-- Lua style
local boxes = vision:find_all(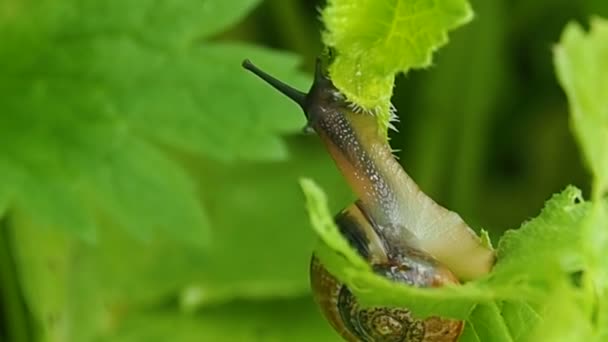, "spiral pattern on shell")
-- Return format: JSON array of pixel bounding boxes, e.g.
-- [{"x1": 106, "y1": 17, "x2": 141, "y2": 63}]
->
[{"x1": 311, "y1": 257, "x2": 463, "y2": 342}]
